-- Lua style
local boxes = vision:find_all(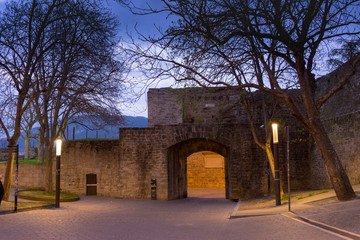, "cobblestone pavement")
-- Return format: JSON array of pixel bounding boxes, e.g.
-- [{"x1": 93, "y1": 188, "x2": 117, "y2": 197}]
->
[{"x1": 0, "y1": 196, "x2": 345, "y2": 240}]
